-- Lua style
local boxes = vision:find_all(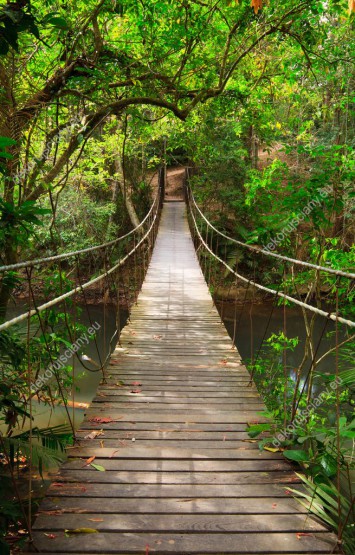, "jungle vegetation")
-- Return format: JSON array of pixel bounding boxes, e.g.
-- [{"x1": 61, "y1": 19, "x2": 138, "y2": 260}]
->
[{"x1": 0, "y1": 0, "x2": 354, "y2": 552}]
